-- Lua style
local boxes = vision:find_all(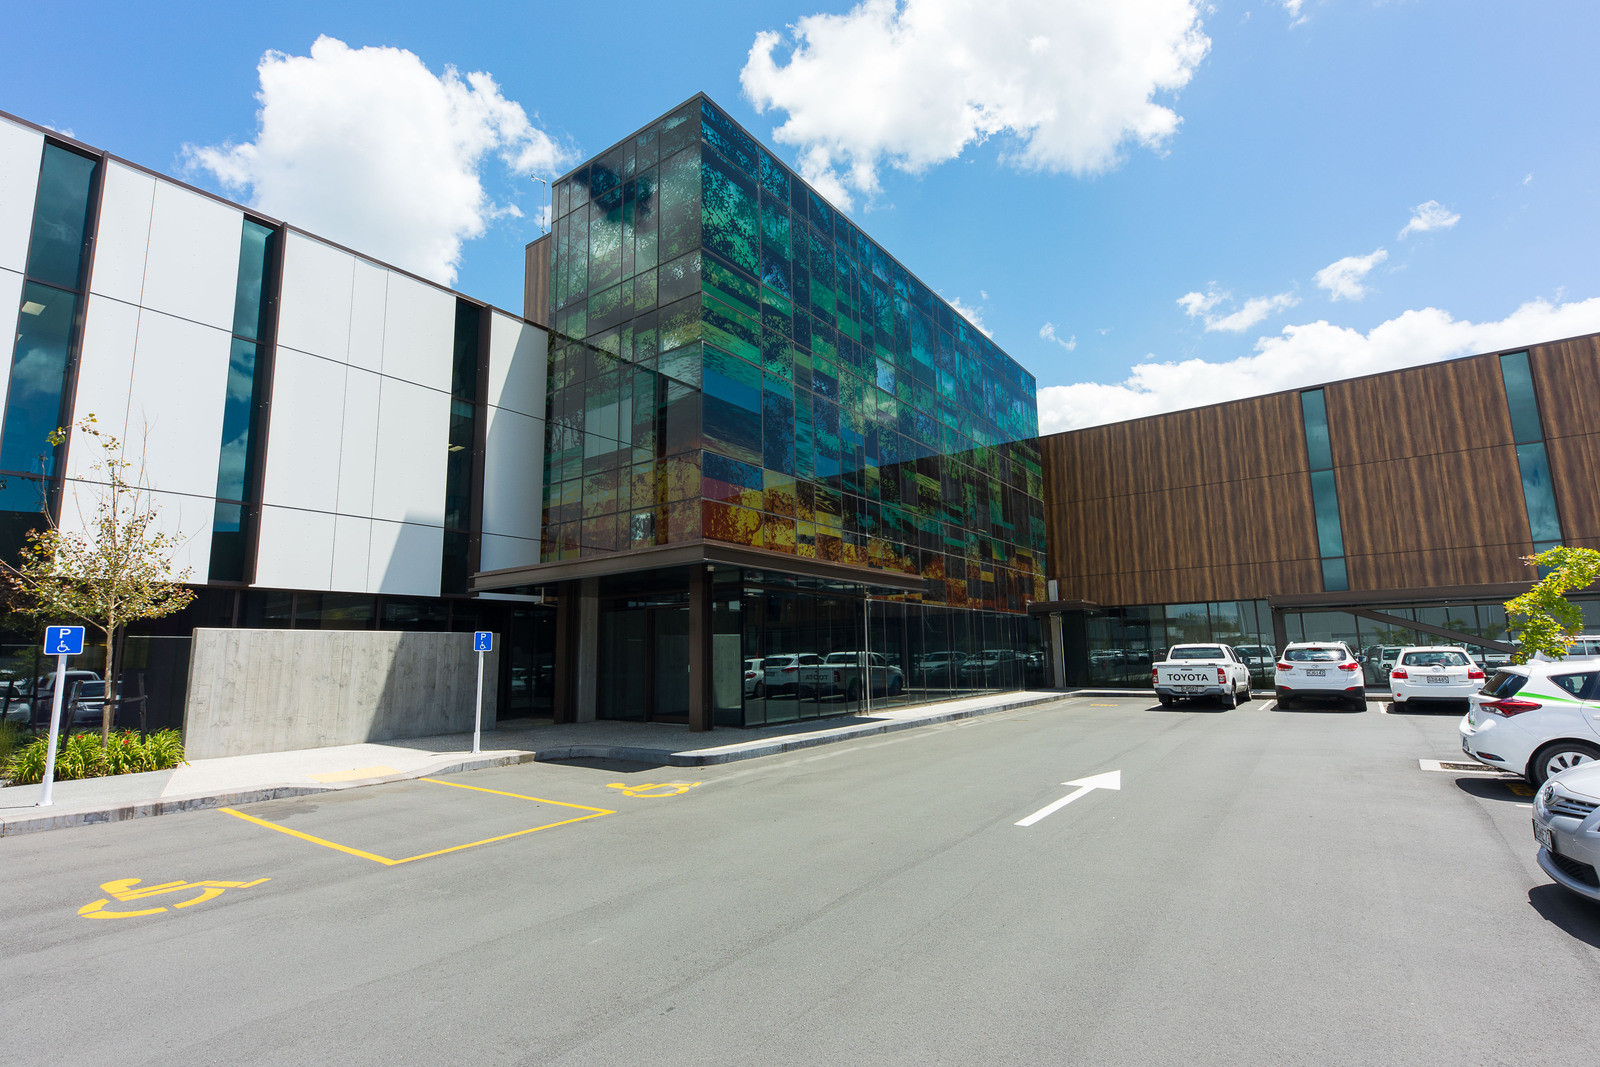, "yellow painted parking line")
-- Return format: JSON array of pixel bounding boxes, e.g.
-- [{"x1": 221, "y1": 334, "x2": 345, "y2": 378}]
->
[
  {"x1": 219, "y1": 778, "x2": 615, "y2": 866},
  {"x1": 79, "y1": 876, "x2": 270, "y2": 918},
  {"x1": 308, "y1": 765, "x2": 399, "y2": 783},
  {"x1": 605, "y1": 781, "x2": 702, "y2": 798}
]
